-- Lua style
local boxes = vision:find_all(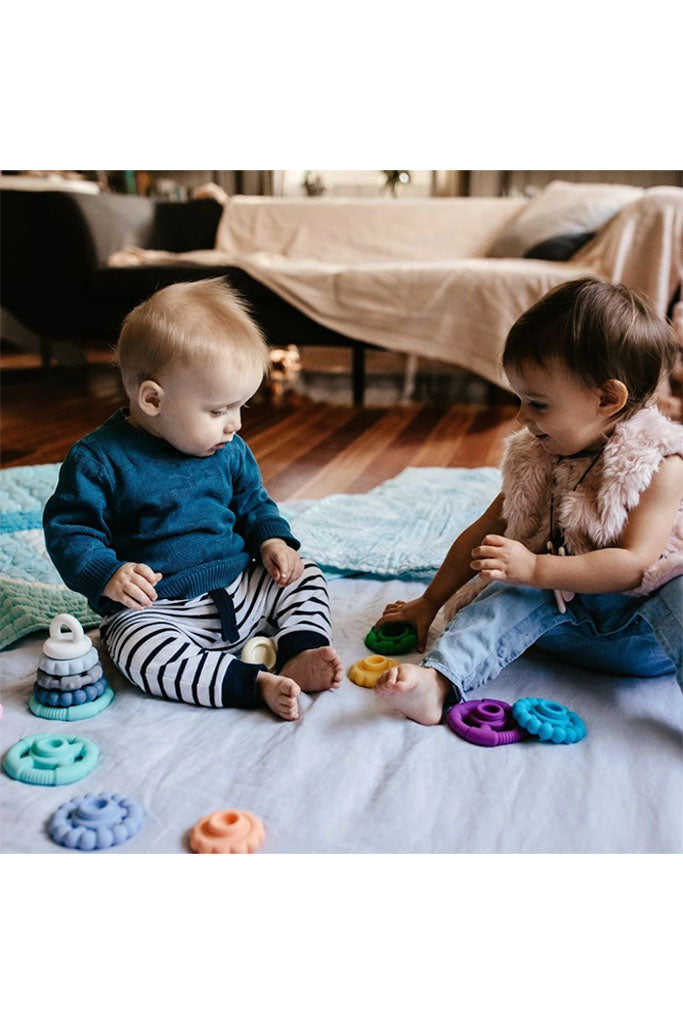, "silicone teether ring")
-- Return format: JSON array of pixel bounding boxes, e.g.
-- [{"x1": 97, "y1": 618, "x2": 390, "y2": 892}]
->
[
  {"x1": 512, "y1": 697, "x2": 586, "y2": 744},
  {"x1": 34, "y1": 675, "x2": 107, "y2": 707},
  {"x1": 348, "y1": 655, "x2": 398, "y2": 688},
  {"x1": 49, "y1": 792, "x2": 144, "y2": 850},
  {"x1": 446, "y1": 699, "x2": 527, "y2": 747},
  {"x1": 36, "y1": 663, "x2": 104, "y2": 691},
  {"x1": 3, "y1": 733, "x2": 99, "y2": 785},
  {"x1": 39, "y1": 645, "x2": 99, "y2": 678},
  {"x1": 365, "y1": 621, "x2": 418, "y2": 655},
  {"x1": 241, "y1": 636, "x2": 277, "y2": 670},
  {"x1": 190, "y1": 809, "x2": 265, "y2": 854},
  {"x1": 42, "y1": 613, "x2": 92, "y2": 660},
  {"x1": 29, "y1": 686, "x2": 115, "y2": 722}
]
